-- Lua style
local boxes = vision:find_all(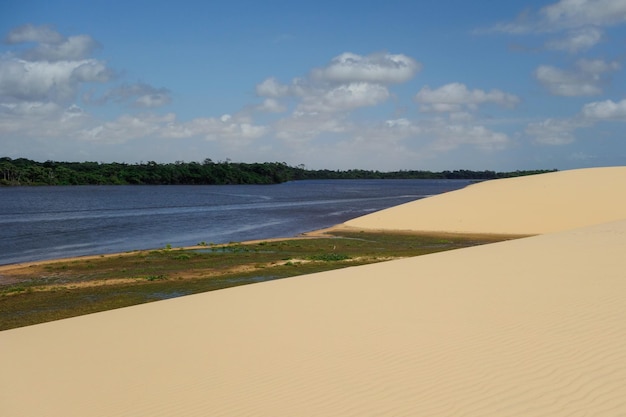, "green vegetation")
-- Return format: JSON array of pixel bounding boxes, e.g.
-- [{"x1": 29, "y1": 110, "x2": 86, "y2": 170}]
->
[
  {"x1": 0, "y1": 156, "x2": 556, "y2": 186},
  {"x1": 0, "y1": 231, "x2": 516, "y2": 330}
]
